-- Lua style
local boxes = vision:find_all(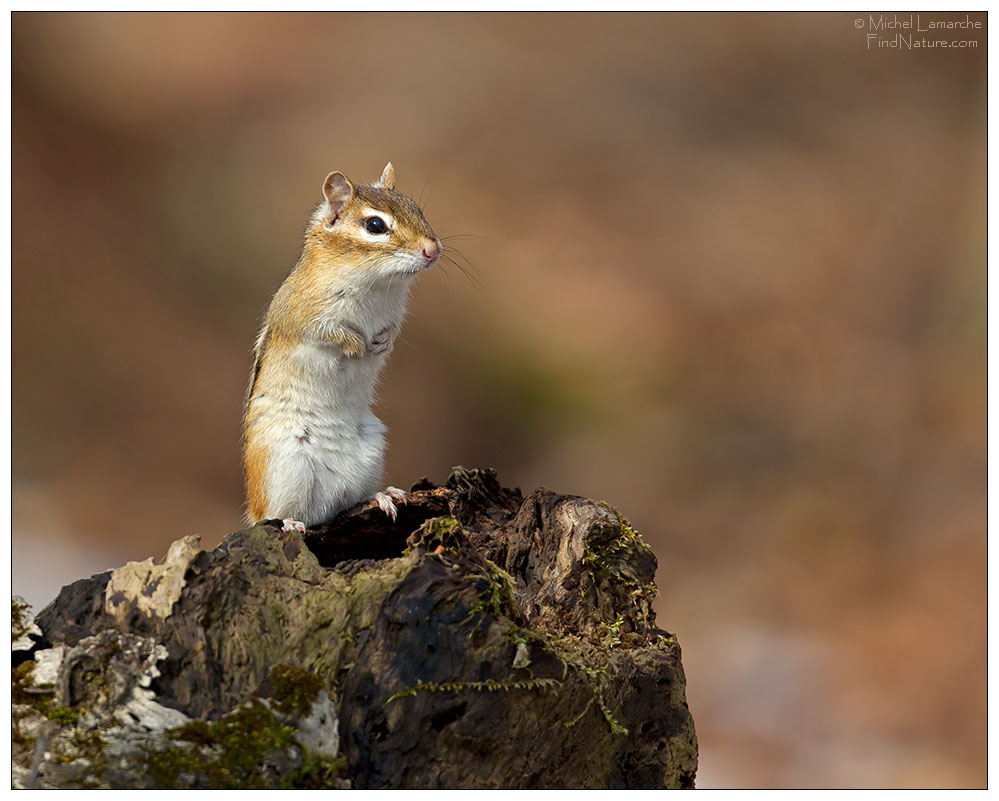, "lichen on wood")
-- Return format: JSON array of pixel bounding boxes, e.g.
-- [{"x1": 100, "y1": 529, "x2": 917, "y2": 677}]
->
[{"x1": 12, "y1": 467, "x2": 697, "y2": 789}]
